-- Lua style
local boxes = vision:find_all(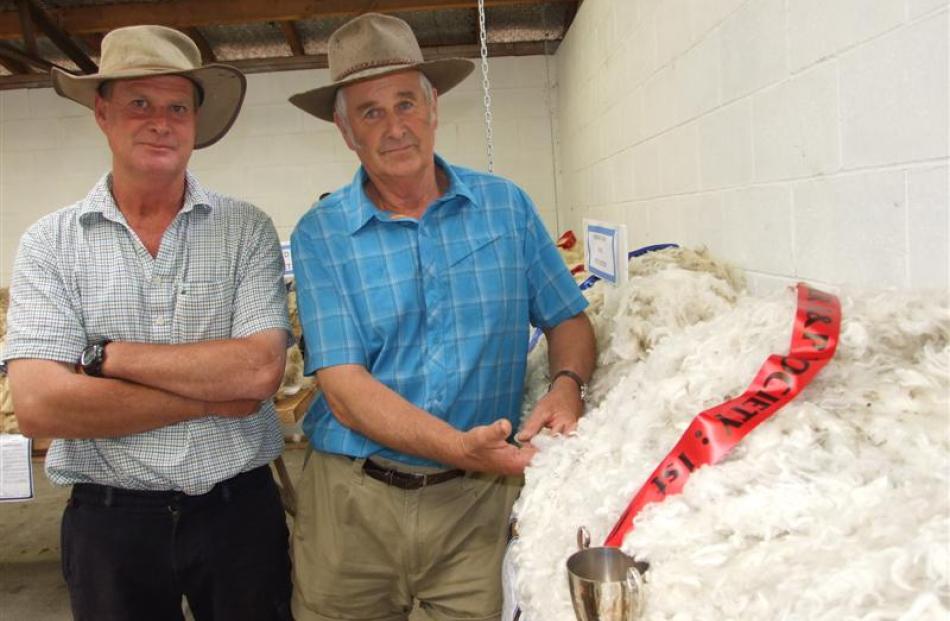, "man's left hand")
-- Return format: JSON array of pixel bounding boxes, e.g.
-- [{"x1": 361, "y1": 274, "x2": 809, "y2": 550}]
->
[{"x1": 516, "y1": 380, "x2": 583, "y2": 445}]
